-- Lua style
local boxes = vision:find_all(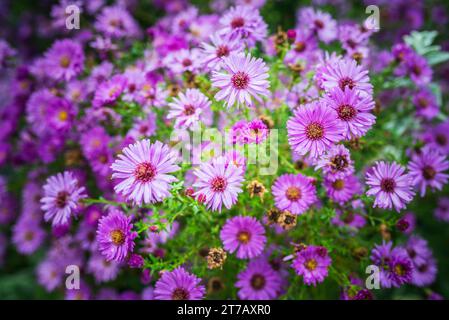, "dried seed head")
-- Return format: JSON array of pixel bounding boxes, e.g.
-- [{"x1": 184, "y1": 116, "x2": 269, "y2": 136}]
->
[
  {"x1": 247, "y1": 180, "x2": 266, "y2": 200},
  {"x1": 64, "y1": 148, "x2": 83, "y2": 166},
  {"x1": 266, "y1": 208, "x2": 282, "y2": 225},
  {"x1": 206, "y1": 247, "x2": 227, "y2": 269},
  {"x1": 278, "y1": 210, "x2": 297, "y2": 230},
  {"x1": 207, "y1": 277, "x2": 225, "y2": 294},
  {"x1": 259, "y1": 114, "x2": 274, "y2": 129}
]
